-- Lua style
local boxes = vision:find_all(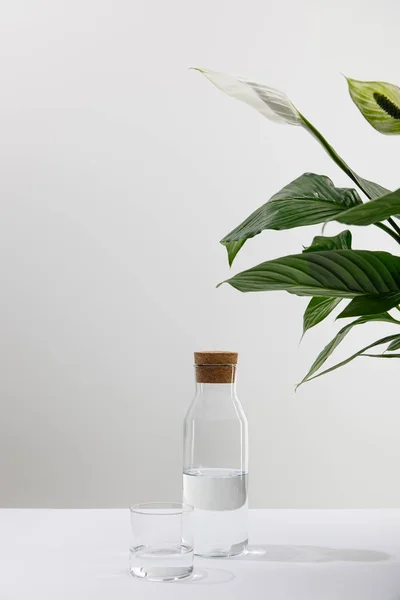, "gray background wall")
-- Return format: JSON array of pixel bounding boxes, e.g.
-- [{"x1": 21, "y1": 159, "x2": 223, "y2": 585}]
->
[{"x1": 1, "y1": 0, "x2": 400, "y2": 508}]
